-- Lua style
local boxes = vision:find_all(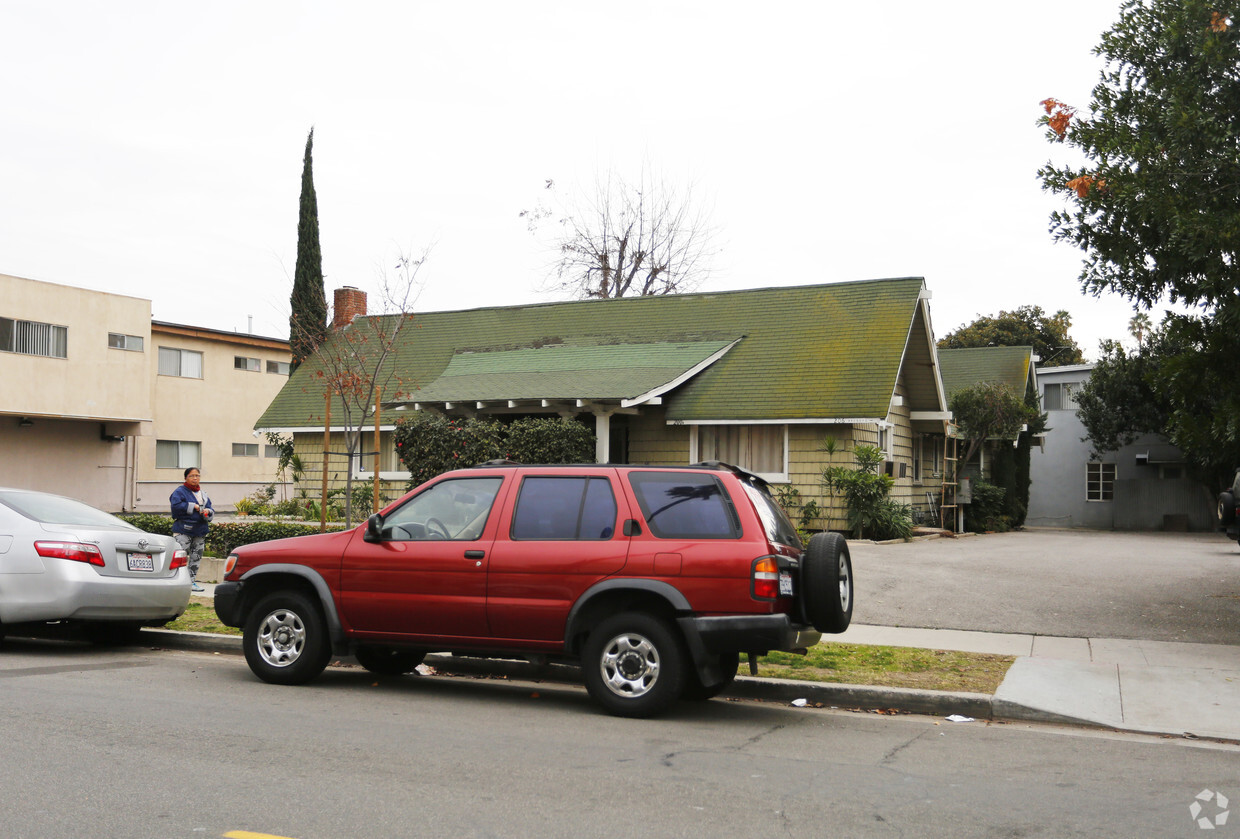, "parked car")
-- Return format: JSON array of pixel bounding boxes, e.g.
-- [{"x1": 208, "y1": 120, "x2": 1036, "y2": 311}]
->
[
  {"x1": 0, "y1": 488, "x2": 191, "y2": 645},
  {"x1": 215, "y1": 462, "x2": 851, "y2": 717},
  {"x1": 1218, "y1": 468, "x2": 1240, "y2": 544}
]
